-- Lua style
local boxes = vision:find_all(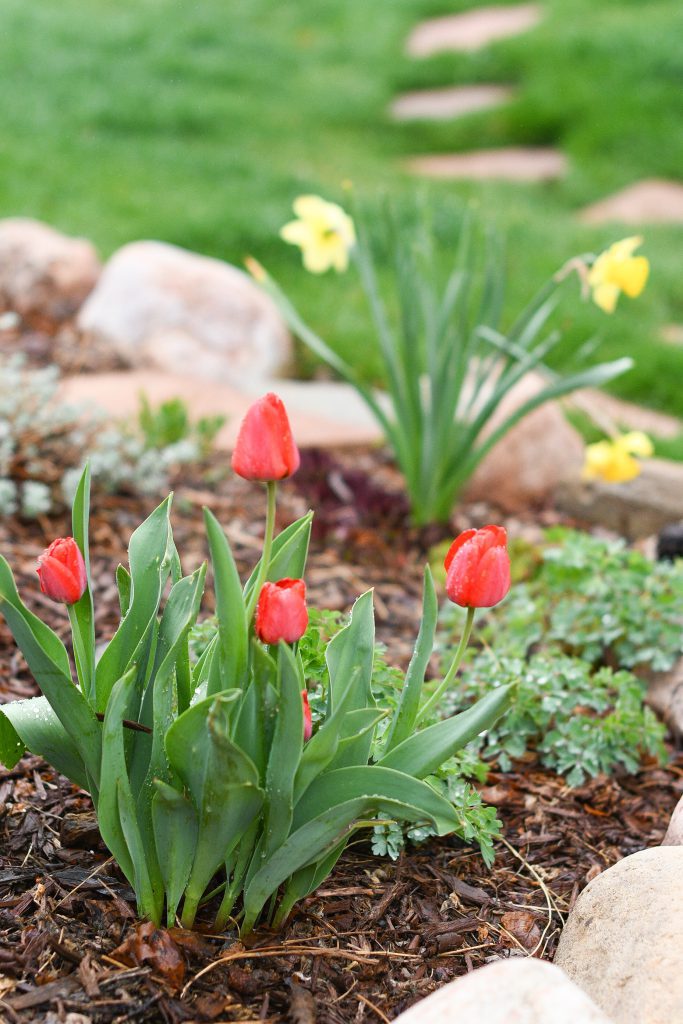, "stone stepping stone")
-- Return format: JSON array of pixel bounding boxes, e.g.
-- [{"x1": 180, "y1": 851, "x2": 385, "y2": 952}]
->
[
  {"x1": 662, "y1": 324, "x2": 683, "y2": 346},
  {"x1": 59, "y1": 371, "x2": 384, "y2": 450},
  {"x1": 407, "y1": 4, "x2": 542, "y2": 57},
  {"x1": 407, "y1": 147, "x2": 566, "y2": 182},
  {"x1": 571, "y1": 389, "x2": 682, "y2": 440},
  {"x1": 580, "y1": 179, "x2": 683, "y2": 224},
  {"x1": 390, "y1": 84, "x2": 514, "y2": 122}
]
